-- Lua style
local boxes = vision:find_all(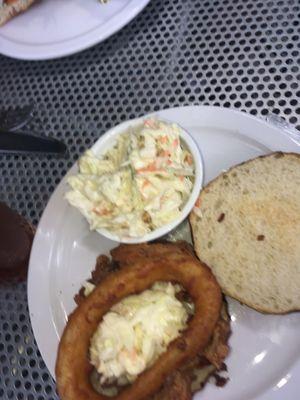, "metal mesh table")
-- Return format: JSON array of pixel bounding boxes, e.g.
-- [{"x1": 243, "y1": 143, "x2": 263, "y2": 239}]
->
[{"x1": 0, "y1": 0, "x2": 300, "y2": 399}]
